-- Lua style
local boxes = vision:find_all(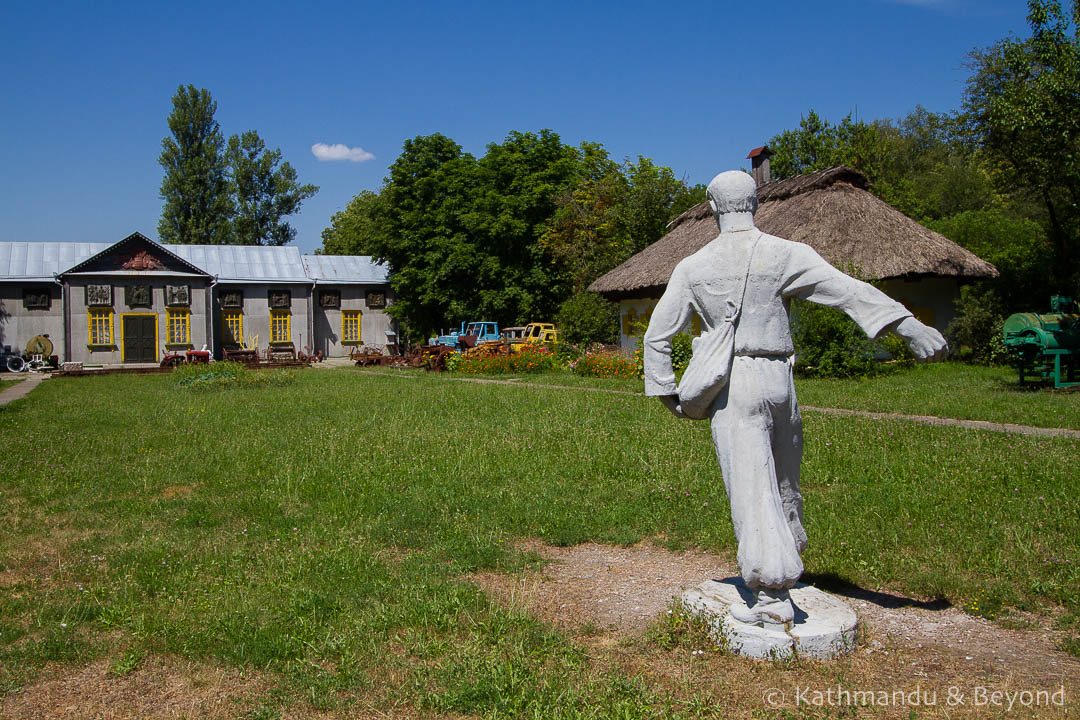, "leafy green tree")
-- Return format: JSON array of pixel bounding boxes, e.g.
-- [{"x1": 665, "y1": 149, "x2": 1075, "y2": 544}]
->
[
  {"x1": 929, "y1": 210, "x2": 1052, "y2": 309},
  {"x1": 319, "y1": 190, "x2": 383, "y2": 255},
  {"x1": 227, "y1": 131, "x2": 318, "y2": 246},
  {"x1": 329, "y1": 129, "x2": 701, "y2": 337},
  {"x1": 539, "y1": 146, "x2": 626, "y2": 293},
  {"x1": 359, "y1": 133, "x2": 481, "y2": 335},
  {"x1": 619, "y1": 157, "x2": 705, "y2": 255},
  {"x1": 768, "y1": 107, "x2": 999, "y2": 223},
  {"x1": 540, "y1": 152, "x2": 703, "y2": 293},
  {"x1": 469, "y1": 129, "x2": 581, "y2": 322},
  {"x1": 963, "y1": 0, "x2": 1080, "y2": 285},
  {"x1": 158, "y1": 85, "x2": 232, "y2": 245}
]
